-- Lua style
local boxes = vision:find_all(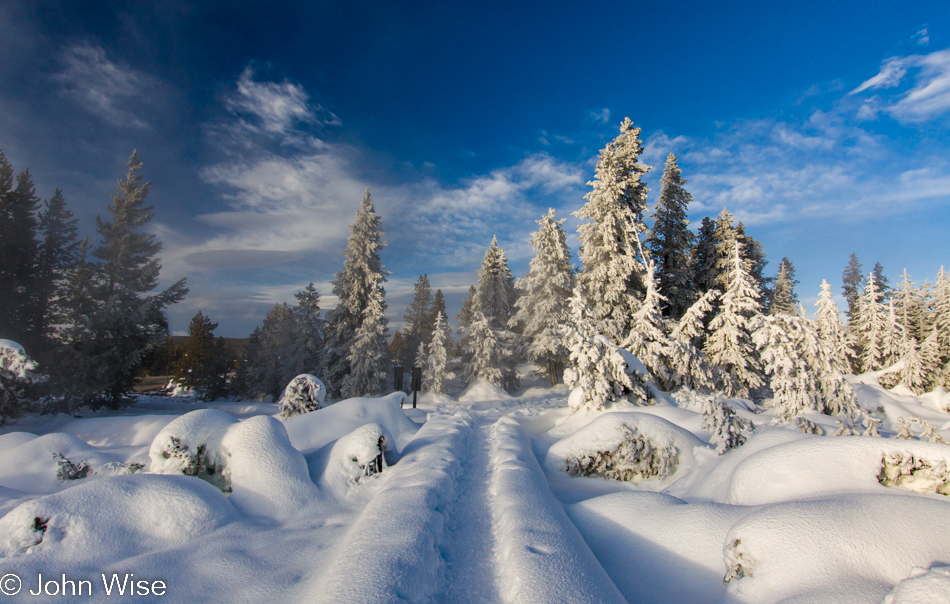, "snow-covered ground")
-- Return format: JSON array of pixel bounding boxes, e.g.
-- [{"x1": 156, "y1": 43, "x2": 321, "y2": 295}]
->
[{"x1": 2, "y1": 373, "x2": 950, "y2": 602}]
